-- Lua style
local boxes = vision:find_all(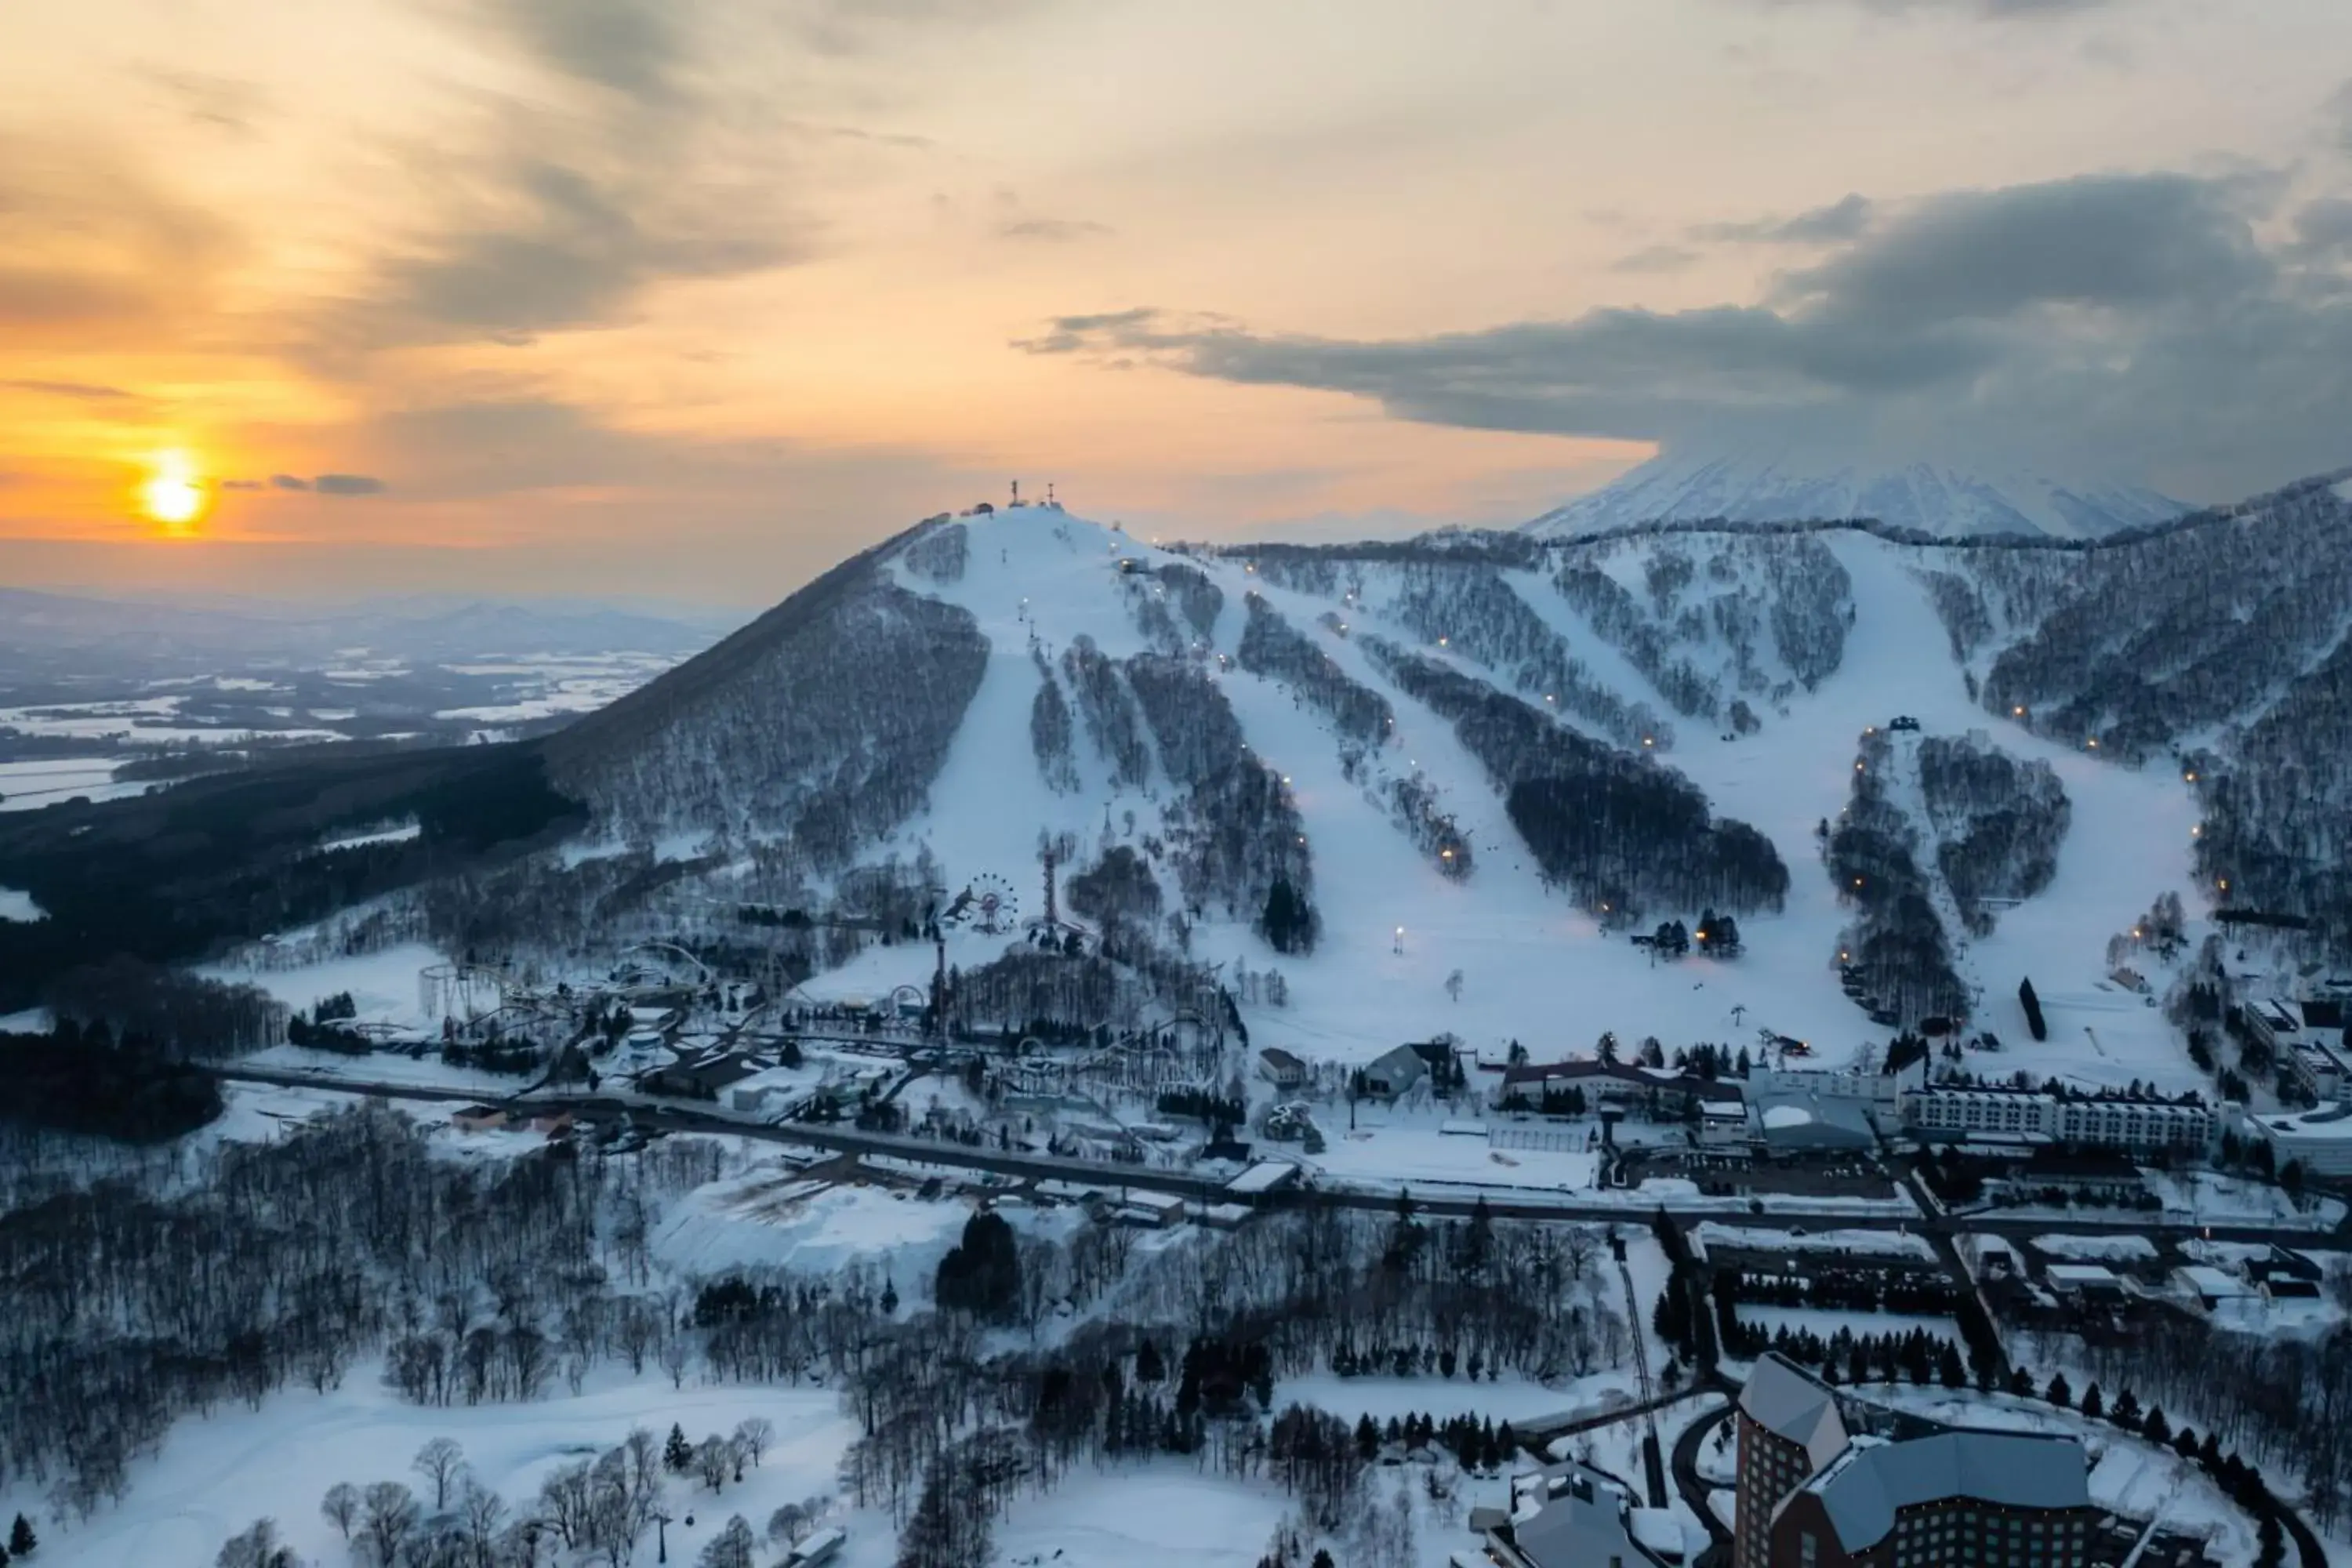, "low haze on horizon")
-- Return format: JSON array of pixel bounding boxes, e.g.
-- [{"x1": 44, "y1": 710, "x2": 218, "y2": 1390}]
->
[{"x1": 4, "y1": 0, "x2": 2350, "y2": 606}]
